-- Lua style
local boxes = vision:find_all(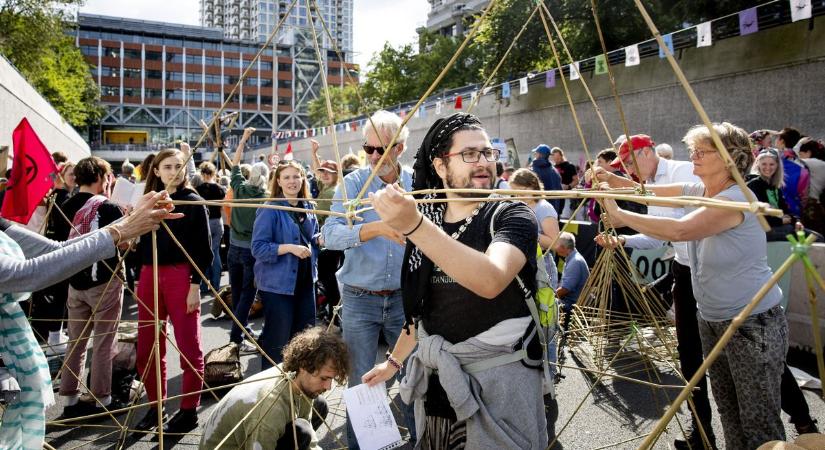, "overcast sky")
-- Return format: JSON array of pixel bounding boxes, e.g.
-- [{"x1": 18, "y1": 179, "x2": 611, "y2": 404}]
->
[{"x1": 78, "y1": 0, "x2": 430, "y2": 71}]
